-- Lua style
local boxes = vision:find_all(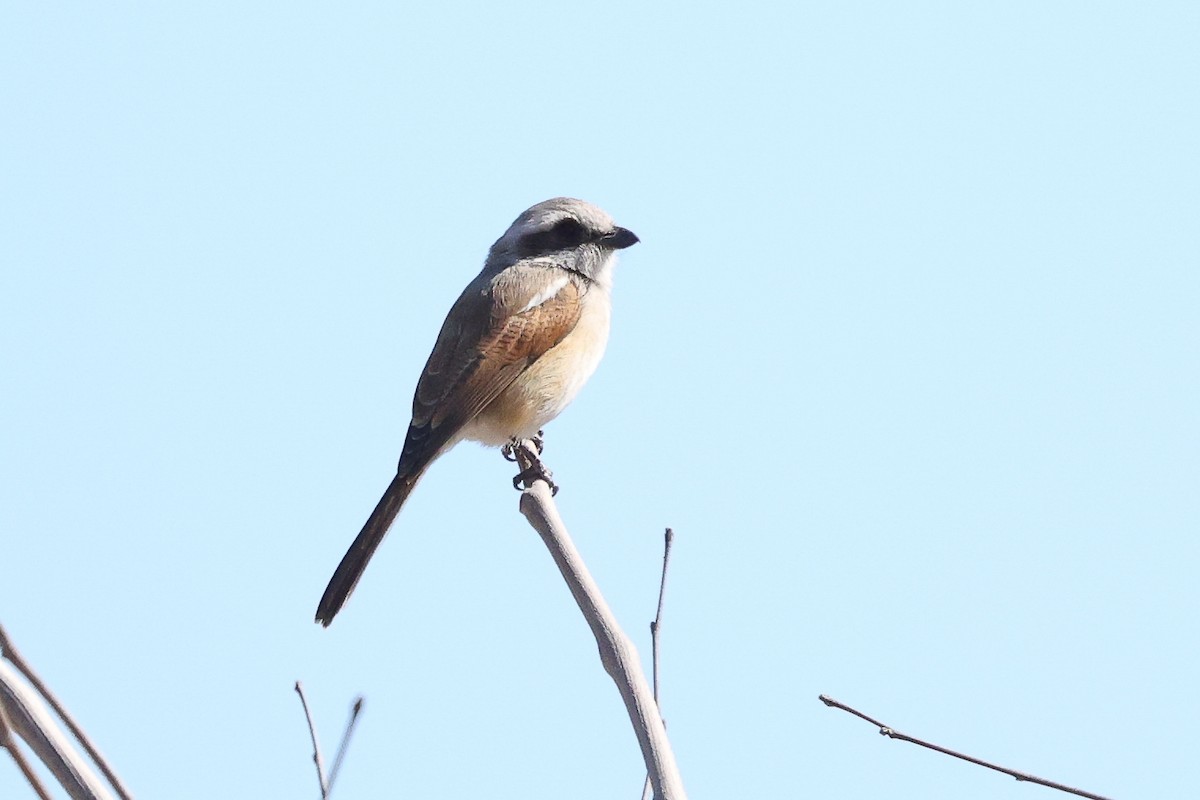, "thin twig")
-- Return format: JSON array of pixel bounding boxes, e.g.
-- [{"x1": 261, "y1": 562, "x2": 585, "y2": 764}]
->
[
  {"x1": 819, "y1": 694, "x2": 1114, "y2": 800},
  {"x1": 642, "y1": 528, "x2": 674, "y2": 800},
  {"x1": 0, "y1": 623, "x2": 134, "y2": 800},
  {"x1": 0, "y1": 687, "x2": 55, "y2": 800},
  {"x1": 327, "y1": 696, "x2": 364, "y2": 794},
  {"x1": 295, "y1": 682, "x2": 329, "y2": 798},
  {"x1": 512, "y1": 441, "x2": 687, "y2": 800},
  {"x1": 651, "y1": 528, "x2": 674, "y2": 709}
]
